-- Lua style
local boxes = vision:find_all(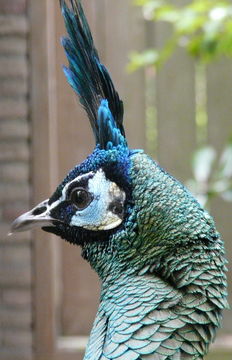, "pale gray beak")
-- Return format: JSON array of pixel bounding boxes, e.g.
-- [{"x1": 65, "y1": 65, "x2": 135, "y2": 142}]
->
[{"x1": 10, "y1": 199, "x2": 57, "y2": 234}]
